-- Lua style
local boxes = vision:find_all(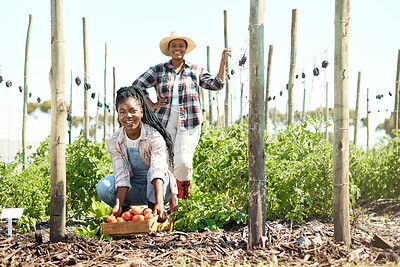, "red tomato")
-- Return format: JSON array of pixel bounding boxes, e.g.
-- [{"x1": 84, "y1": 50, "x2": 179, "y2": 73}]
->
[
  {"x1": 121, "y1": 211, "x2": 133, "y2": 221},
  {"x1": 129, "y1": 206, "x2": 142, "y2": 215},
  {"x1": 106, "y1": 215, "x2": 116, "y2": 223},
  {"x1": 144, "y1": 213, "x2": 154, "y2": 220},
  {"x1": 142, "y1": 208, "x2": 153, "y2": 215},
  {"x1": 132, "y1": 214, "x2": 145, "y2": 221}
]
